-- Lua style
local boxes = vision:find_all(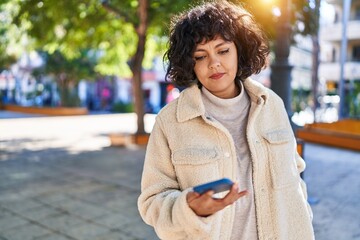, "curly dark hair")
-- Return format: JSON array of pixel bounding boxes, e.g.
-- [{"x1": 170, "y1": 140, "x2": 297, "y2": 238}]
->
[{"x1": 164, "y1": 0, "x2": 269, "y2": 87}]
